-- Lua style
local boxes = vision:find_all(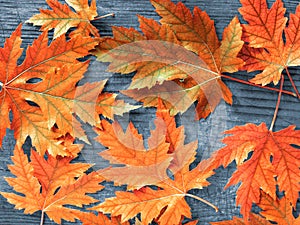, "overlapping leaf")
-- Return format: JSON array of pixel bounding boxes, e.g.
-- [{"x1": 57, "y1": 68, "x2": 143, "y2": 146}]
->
[
  {"x1": 94, "y1": 118, "x2": 172, "y2": 189},
  {"x1": 258, "y1": 191, "x2": 300, "y2": 225},
  {"x1": 0, "y1": 147, "x2": 104, "y2": 224},
  {"x1": 239, "y1": 0, "x2": 300, "y2": 87},
  {"x1": 210, "y1": 123, "x2": 300, "y2": 219},
  {"x1": 0, "y1": 25, "x2": 136, "y2": 156},
  {"x1": 90, "y1": 102, "x2": 217, "y2": 225},
  {"x1": 27, "y1": 0, "x2": 99, "y2": 38},
  {"x1": 71, "y1": 211, "x2": 130, "y2": 225},
  {"x1": 211, "y1": 191, "x2": 300, "y2": 224},
  {"x1": 94, "y1": 0, "x2": 244, "y2": 119},
  {"x1": 91, "y1": 156, "x2": 216, "y2": 225},
  {"x1": 150, "y1": 0, "x2": 244, "y2": 73},
  {"x1": 95, "y1": 99, "x2": 196, "y2": 189}
]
